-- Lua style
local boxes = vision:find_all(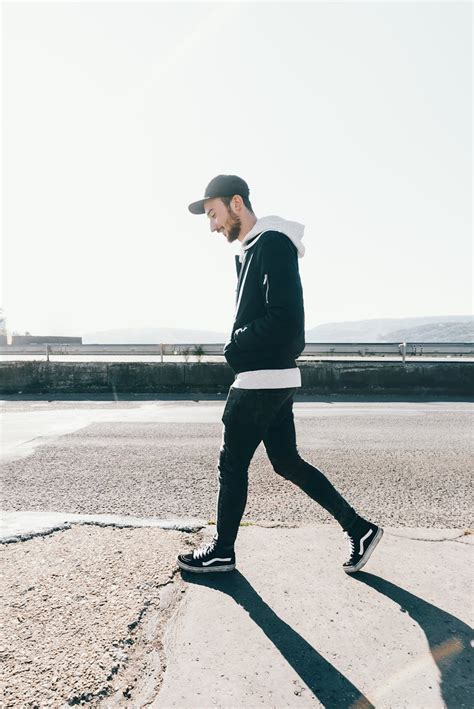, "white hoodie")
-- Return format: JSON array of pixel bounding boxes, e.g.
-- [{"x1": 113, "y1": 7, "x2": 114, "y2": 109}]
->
[{"x1": 239, "y1": 215, "x2": 305, "y2": 261}]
